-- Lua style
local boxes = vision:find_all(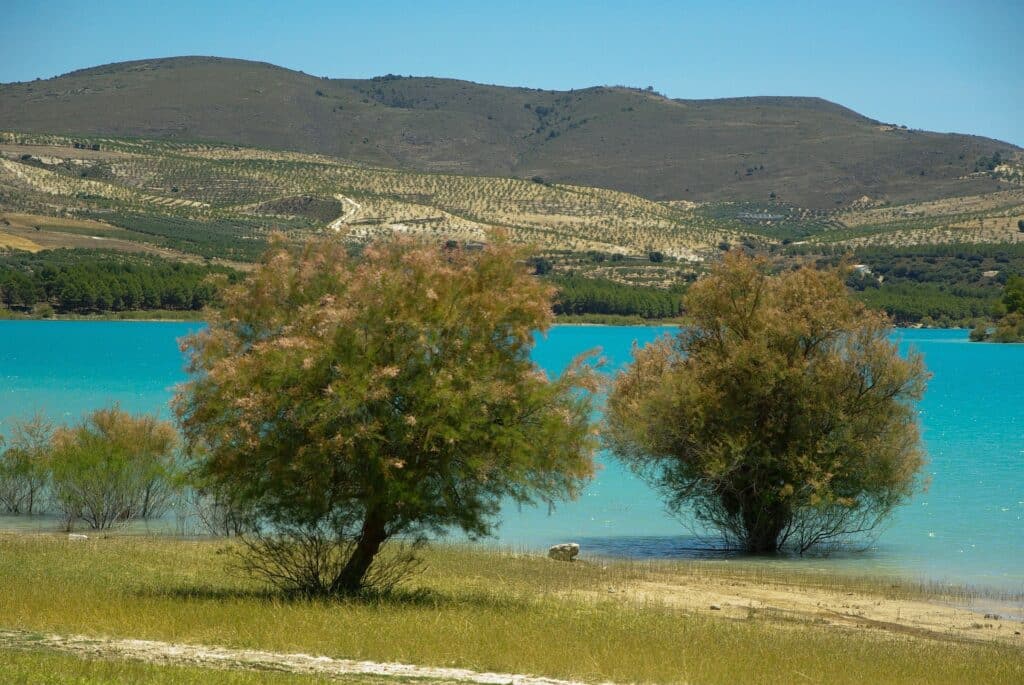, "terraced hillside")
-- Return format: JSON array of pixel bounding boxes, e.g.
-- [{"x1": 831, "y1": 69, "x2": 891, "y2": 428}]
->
[
  {"x1": 695, "y1": 189, "x2": 1024, "y2": 251},
  {"x1": 0, "y1": 132, "x2": 738, "y2": 264},
  {"x1": 804, "y1": 189, "x2": 1024, "y2": 248},
  {"x1": 3, "y1": 130, "x2": 1023, "y2": 263},
  {"x1": 1, "y1": 57, "x2": 1019, "y2": 208}
]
